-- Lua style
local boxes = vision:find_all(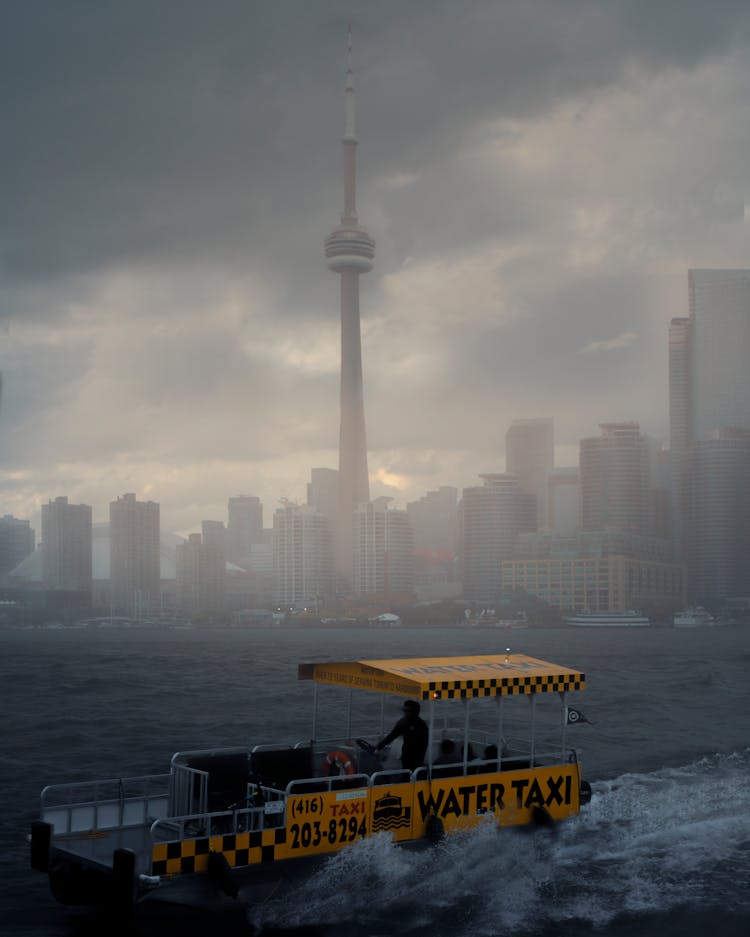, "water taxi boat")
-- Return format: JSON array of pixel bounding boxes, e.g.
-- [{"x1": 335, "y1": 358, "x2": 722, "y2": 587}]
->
[{"x1": 30, "y1": 653, "x2": 591, "y2": 914}]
